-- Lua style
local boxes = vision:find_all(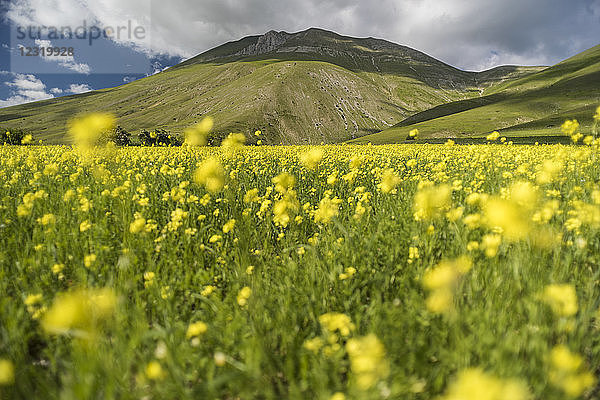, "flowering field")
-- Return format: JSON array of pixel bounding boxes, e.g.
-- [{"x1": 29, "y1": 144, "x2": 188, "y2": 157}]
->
[{"x1": 1, "y1": 136, "x2": 600, "y2": 399}]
